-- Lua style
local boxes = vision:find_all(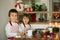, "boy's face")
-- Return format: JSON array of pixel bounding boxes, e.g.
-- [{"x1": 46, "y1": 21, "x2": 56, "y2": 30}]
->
[
  {"x1": 9, "y1": 12, "x2": 17, "y2": 22},
  {"x1": 23, "y1": 16, "x2": 29, "y2": 24}
]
